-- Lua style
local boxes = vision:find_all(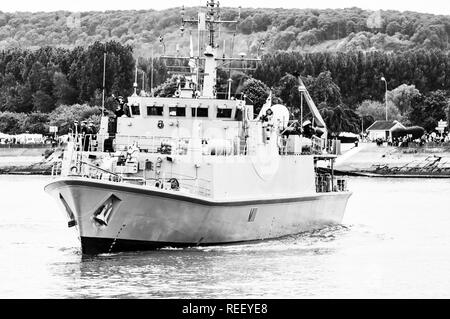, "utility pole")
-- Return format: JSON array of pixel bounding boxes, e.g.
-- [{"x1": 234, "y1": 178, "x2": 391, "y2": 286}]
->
[
  {"x1": 381, "y1": 76, "x2": 388, "y2": 121},
  {"x1": 102, "y1": 51, "x2": 106, "y2": 116},
  {"x1": 150, "y1": 47, "x2": 154, "y2": 97}
]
